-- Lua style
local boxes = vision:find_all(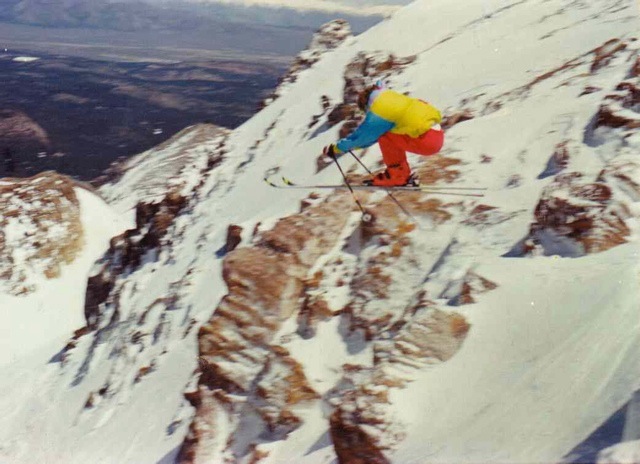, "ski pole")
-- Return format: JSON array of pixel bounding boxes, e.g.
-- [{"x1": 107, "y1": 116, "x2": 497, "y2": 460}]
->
[
  {"x1": 330, "y1": 153, "x2": 373, "y2": 222},
  {"x1": 347, "y1": 150, "x2": 417, "y2": 223}
]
